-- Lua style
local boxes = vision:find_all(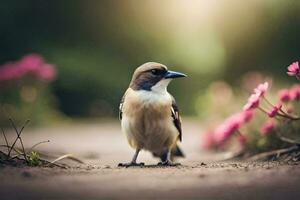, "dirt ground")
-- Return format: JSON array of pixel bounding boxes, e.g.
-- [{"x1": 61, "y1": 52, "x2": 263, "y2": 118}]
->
[{"x1": 1, "y1": 120, "x2": 300, "y2": 200}]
